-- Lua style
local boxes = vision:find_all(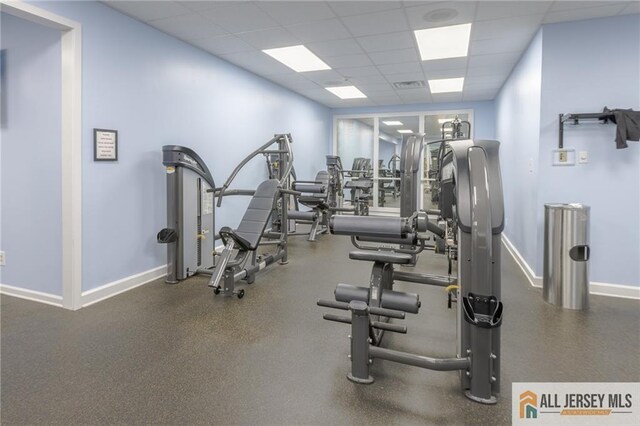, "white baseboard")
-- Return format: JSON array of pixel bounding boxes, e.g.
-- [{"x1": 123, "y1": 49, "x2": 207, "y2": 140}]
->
[
  {"x1": 501, "y1": 234, "x2": 640, "y2": 300},
  {"x1": 501, "y1": 234, "x2": 542, "y2": 287},
  {"x1": 0, "y1": 284, "x2": 63, "y2": 307},
  {"x1": 80, "y1": 265, "x2": 166, "y2": 307}
]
